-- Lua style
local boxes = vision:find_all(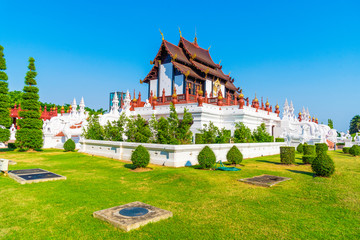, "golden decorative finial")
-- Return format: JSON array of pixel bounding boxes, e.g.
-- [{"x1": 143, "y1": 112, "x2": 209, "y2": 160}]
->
[
  {"x1": 150, "y1": 60, "x2": 154, "y2": 65},
  {"x1": 140, "y1": 79, "x2": 143, "y2": 84},
  {"x1": 219, "y1": 60, "x2": 222, "y2": 65},
  {"x1": 159, "y1": 29, "x2": 164, "y2": 40},
  {"x1": 208, "y1": 45, "x2": 211, "y2": 50},
  {"x1": 191, "y1": 53, "x2": 197, "y2": 60},
  {"x1": 178, "y1": 27, "x2": 182, "y2": 38},
  {"x1": 228, "y1": 71, "x2": 231, "y2": 76},
  {"x1": 194, "y1": 27, "x2": 198, "y2": 45}
]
